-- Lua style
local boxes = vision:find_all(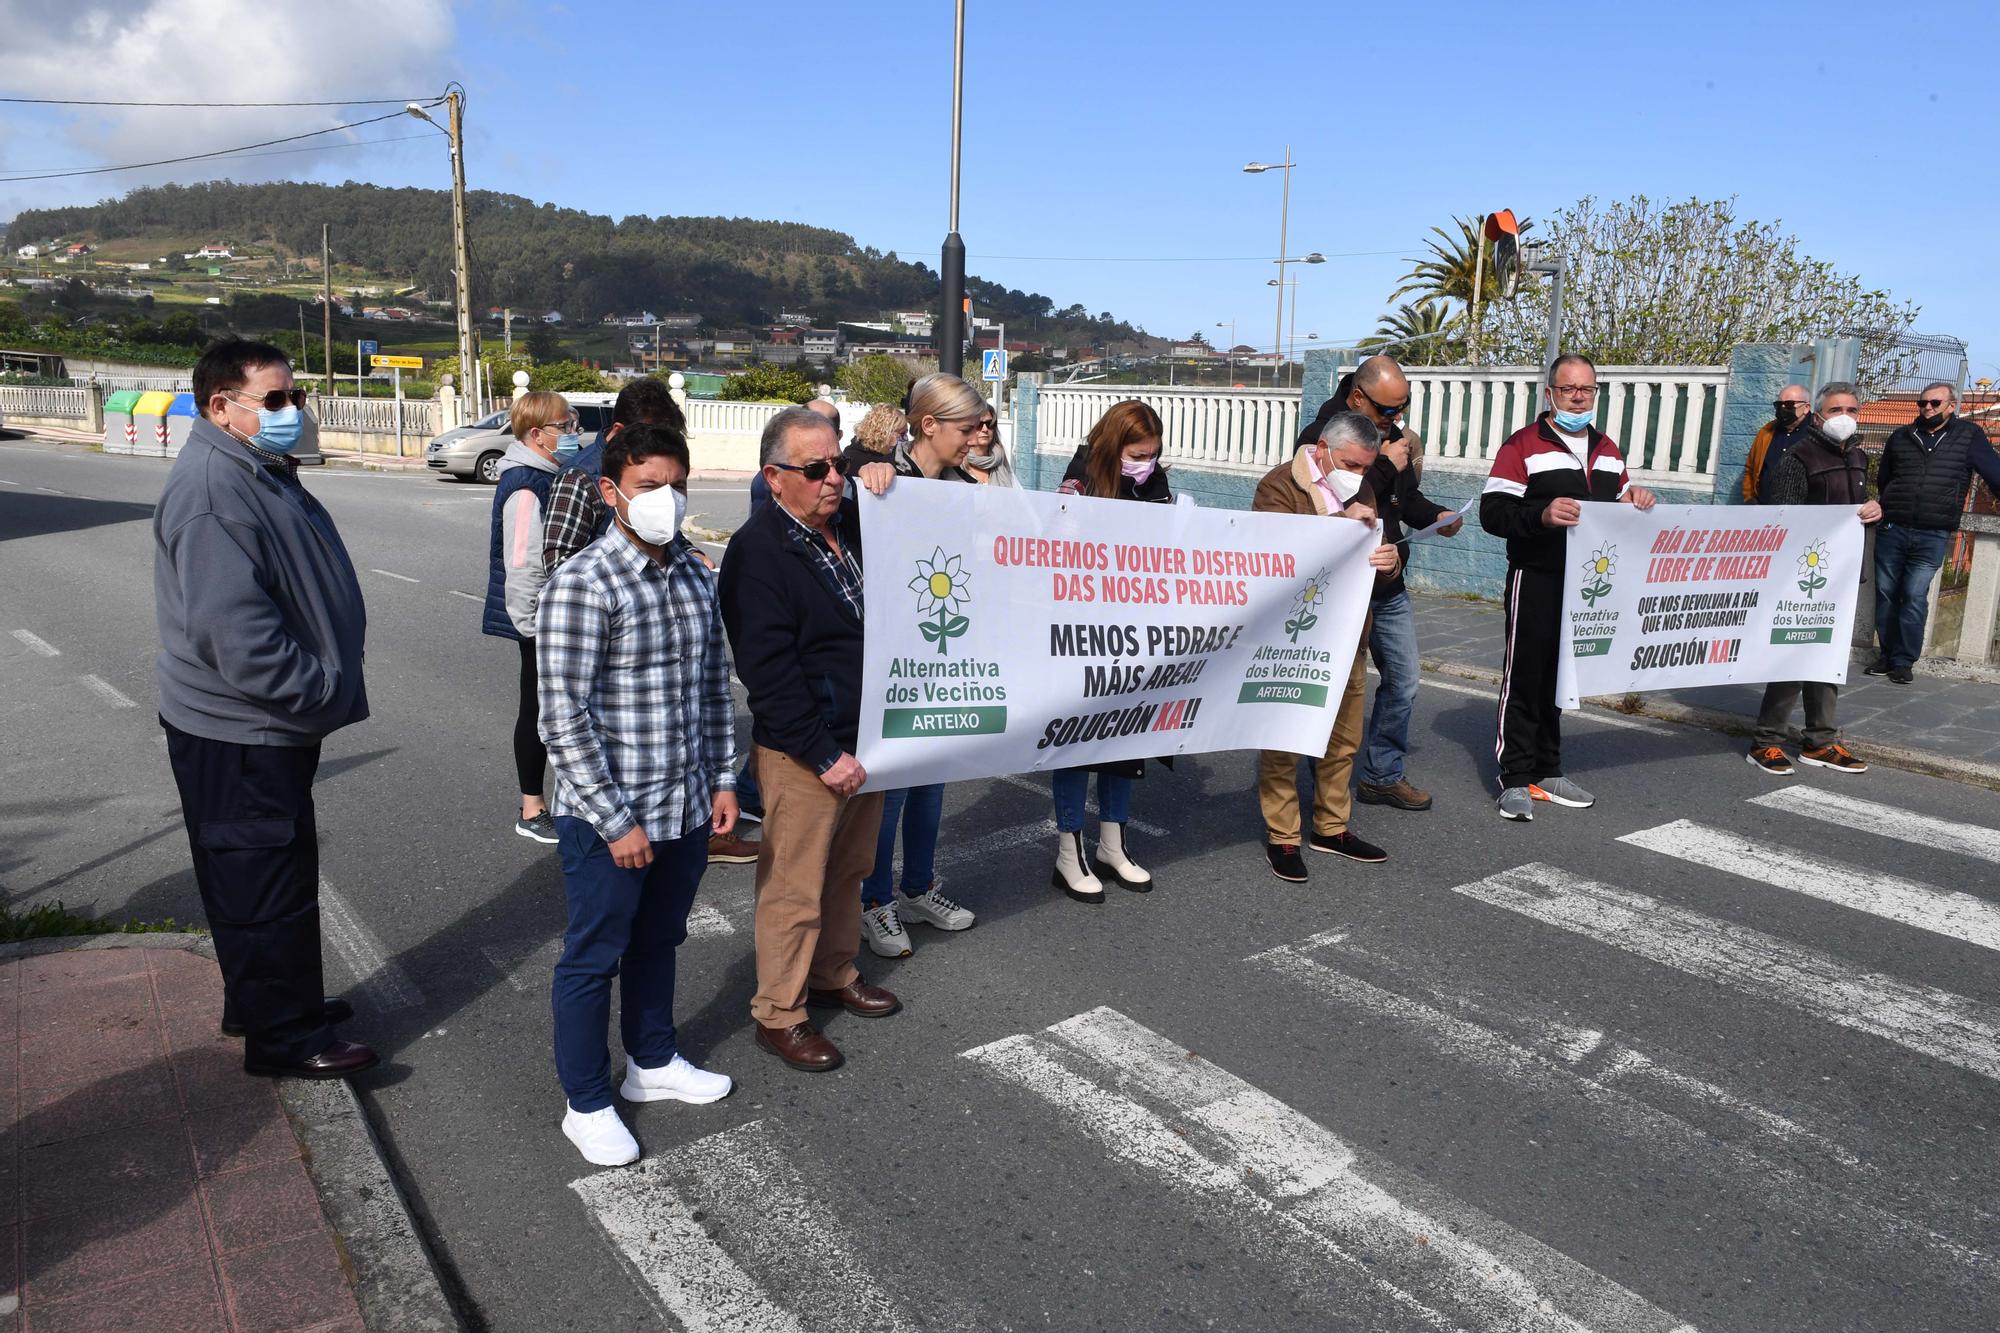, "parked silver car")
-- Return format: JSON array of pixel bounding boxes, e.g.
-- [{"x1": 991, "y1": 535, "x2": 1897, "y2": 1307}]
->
[{"x1": 425, "y1": 395, "x2": 616, "y2": 482}]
